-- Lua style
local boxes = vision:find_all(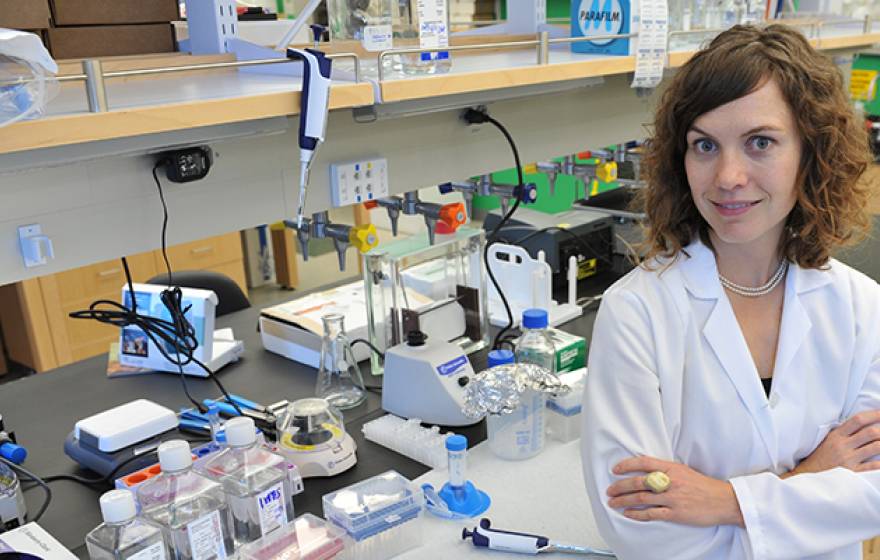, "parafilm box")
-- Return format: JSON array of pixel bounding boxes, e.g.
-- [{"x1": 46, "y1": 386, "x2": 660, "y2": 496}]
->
[{"x1": 571, "y1": 0, "x2": 639, "y2": 55}]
